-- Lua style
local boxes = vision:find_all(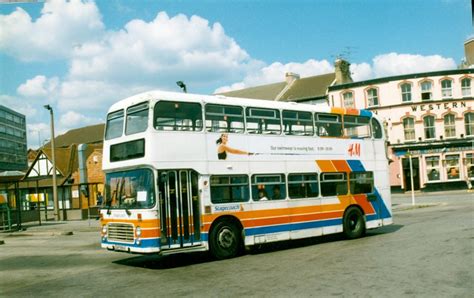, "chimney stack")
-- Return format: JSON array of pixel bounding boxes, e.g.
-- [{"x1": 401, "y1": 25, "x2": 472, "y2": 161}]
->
[
  {"x1": 463, "y1": 37, "x2": 474, "y2": 67},
  {"x1": 334, "y1": 59, "x2": 353, "y2": 85},
  {"x1": 285, "y1": 72, "x2": 300, "y2": 85}
]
